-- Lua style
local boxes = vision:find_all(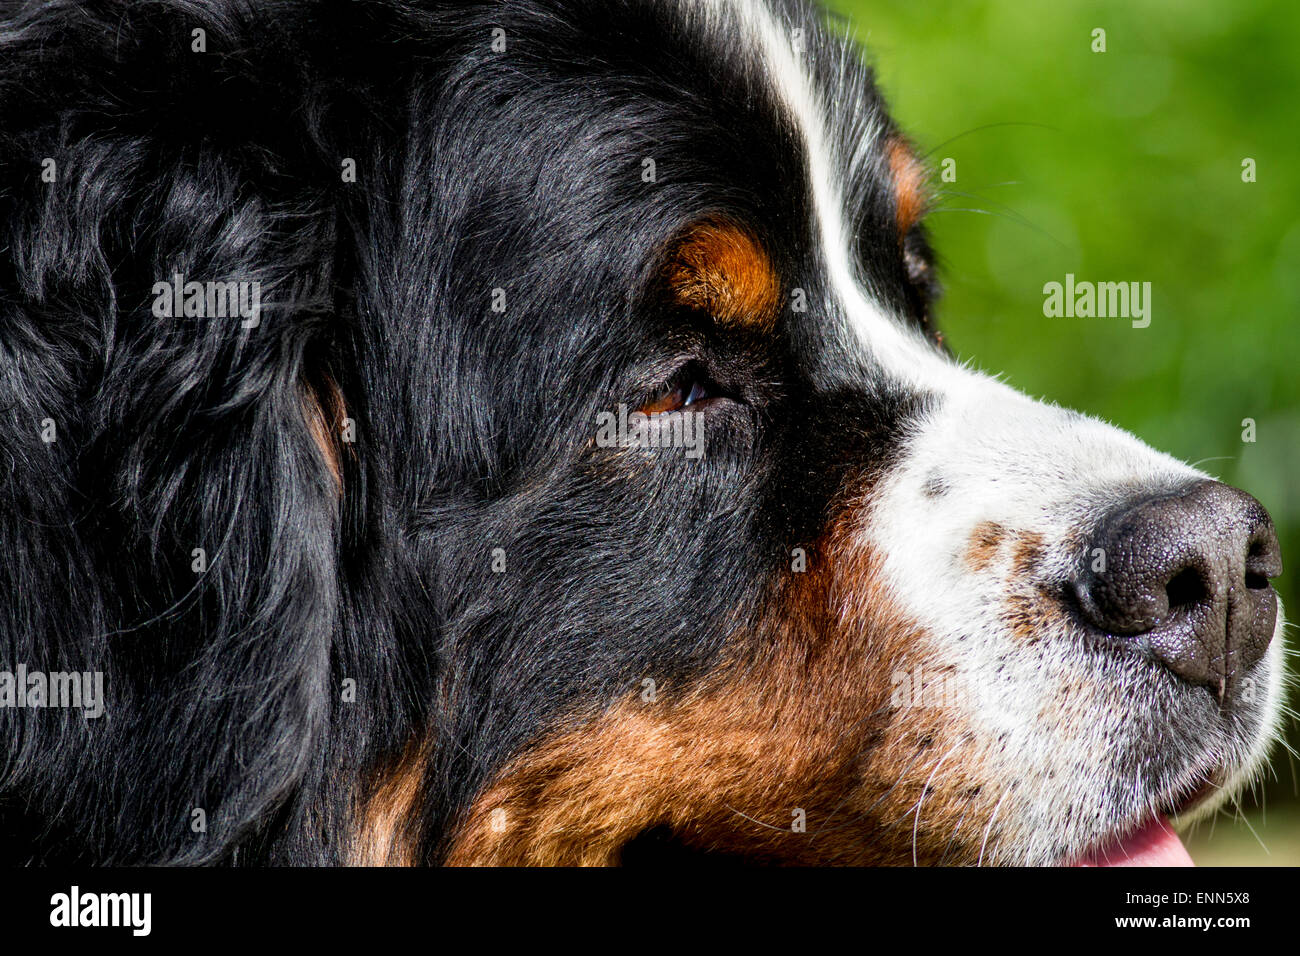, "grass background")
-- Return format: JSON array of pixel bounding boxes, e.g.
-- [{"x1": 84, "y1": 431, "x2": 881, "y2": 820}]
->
[{"x1": 823, "y1": 0, "x2": 1299, "y2": 864}]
